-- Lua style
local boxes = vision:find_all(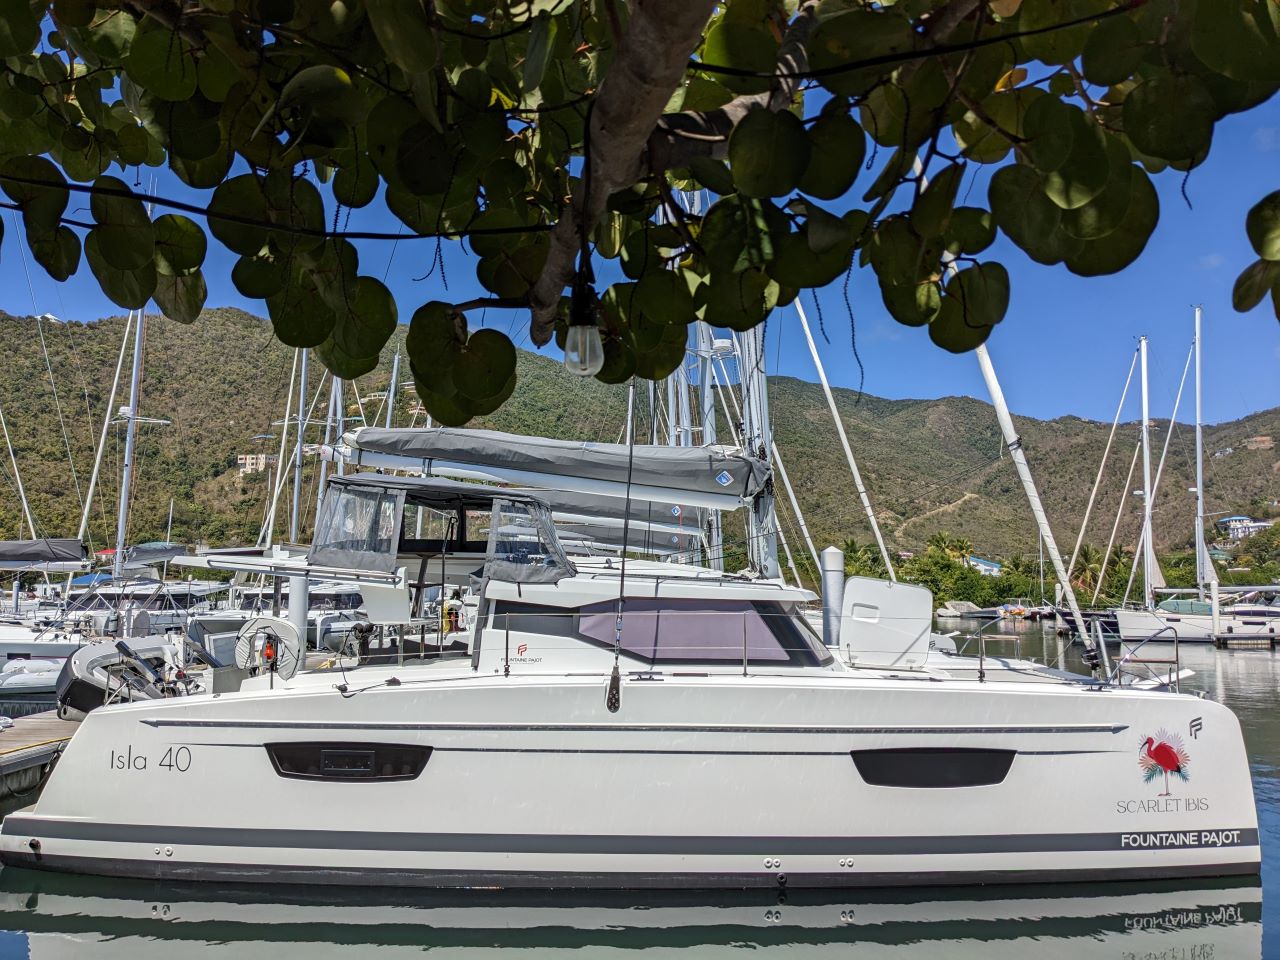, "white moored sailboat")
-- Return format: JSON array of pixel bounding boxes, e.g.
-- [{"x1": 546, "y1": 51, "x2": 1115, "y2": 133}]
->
[
  {"x1": 1114, "y1": 310, "x2": 1280, "y2": 644},
  {"x1": 0, "y1": 462, "x2": 1259, "y2": 888}
]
